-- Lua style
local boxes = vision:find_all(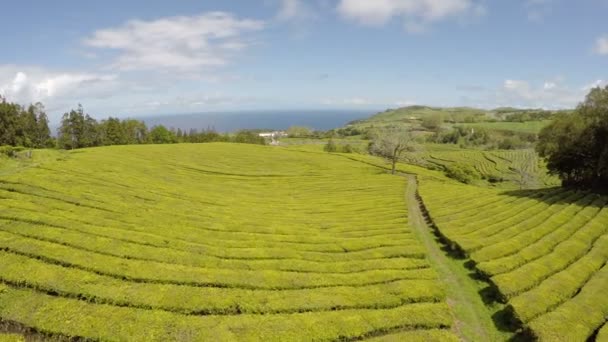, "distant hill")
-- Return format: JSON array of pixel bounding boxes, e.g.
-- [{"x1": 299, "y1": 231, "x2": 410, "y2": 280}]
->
[{"x1": 345, "y1": 105, "x2": 572, "y2": 134}]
